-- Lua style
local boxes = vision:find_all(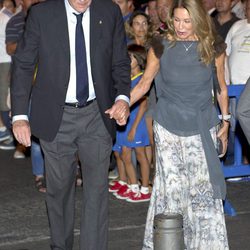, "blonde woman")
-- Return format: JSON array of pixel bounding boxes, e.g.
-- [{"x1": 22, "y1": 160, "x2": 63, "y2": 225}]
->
[{"x1": 129, "y1": 0, "x2": 230, "y2": 248}]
